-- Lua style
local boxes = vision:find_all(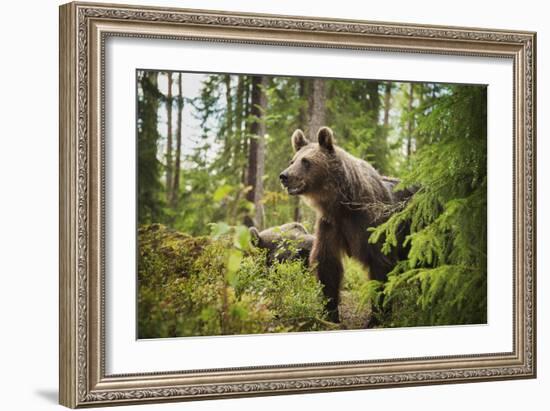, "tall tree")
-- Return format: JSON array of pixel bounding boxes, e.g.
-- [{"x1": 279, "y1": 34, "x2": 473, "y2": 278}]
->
[
  {"x1": 235, "y1": 76, "x2": 245, "y2": 172},
  {"x1": 171, "y1": 73, "x2": 183, "y2": 208},
  {"x1": 222, "y1": 75, "x2": 234, "y2": 170},
  {"x1": 137, "y1": 71, "x2": 164, "y2": 224},
  {"x1": 293, "y1": 78, "x2": 308, "y2": 222},
  {"x1": 241, "y1": 77, "x2": 252, "y2": 184},
  {"x1": 406, "y1": 83, "x2": 415, "y2": 159},
  {"x1": 365, "y1": 81, "x2": 390, "y2": 173},
  {"x1": 245, "y1": 76, "x2": 268, "y2": 229},
  {"x1": 383, "y1": 81, "x2": 393, "y2": 131},
  {"x1": 224, "y1": 75, "x2": 233, "y2": 135},
  {"x1": 165, "y1": 72, "x2": 174, "y2": 201},
  {"x1": 307, "y1": 78, "x2": 326, "y2": 141}
]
